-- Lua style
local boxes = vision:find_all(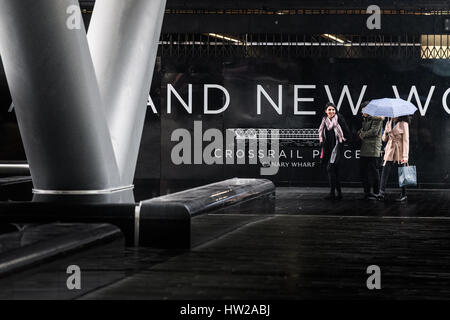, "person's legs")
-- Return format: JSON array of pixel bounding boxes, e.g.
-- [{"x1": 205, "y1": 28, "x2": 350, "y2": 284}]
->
[
  {"x1": 367, "y1": 157, "x2": 380, "y2": 195},
  {"x1": 360, "y1": 157, "x2": 370, "y2": 195},
  {"x1": 372, "y1": 157, "x2": 381, "y2": 195},
  {"x1": 326, "y1": 163, "x2": 336, "y2": 199},
  {"x1": 379, "y1": 161, "x2": 393, "y2": 199},
  {"x1": 335, "y1": 164, "x2": 343, "y2": 200}
]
